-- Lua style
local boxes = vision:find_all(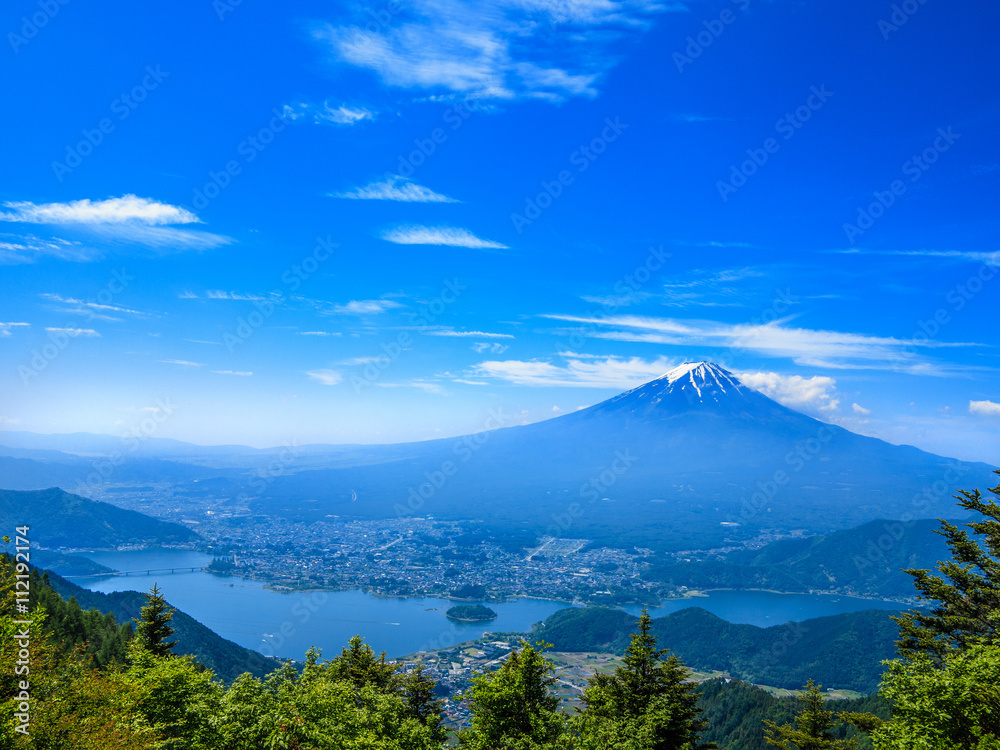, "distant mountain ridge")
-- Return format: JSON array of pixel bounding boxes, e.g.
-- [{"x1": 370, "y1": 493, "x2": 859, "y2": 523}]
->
[
  {"x1": 0, "y1": 488, "x2": 199, "y2": 548},
  {"x1": 1, "y1": 363, "x2": 995, "y2": 553},
  {"x1": 533, "y1": 605, "x2": 903, "y2": 693}
]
